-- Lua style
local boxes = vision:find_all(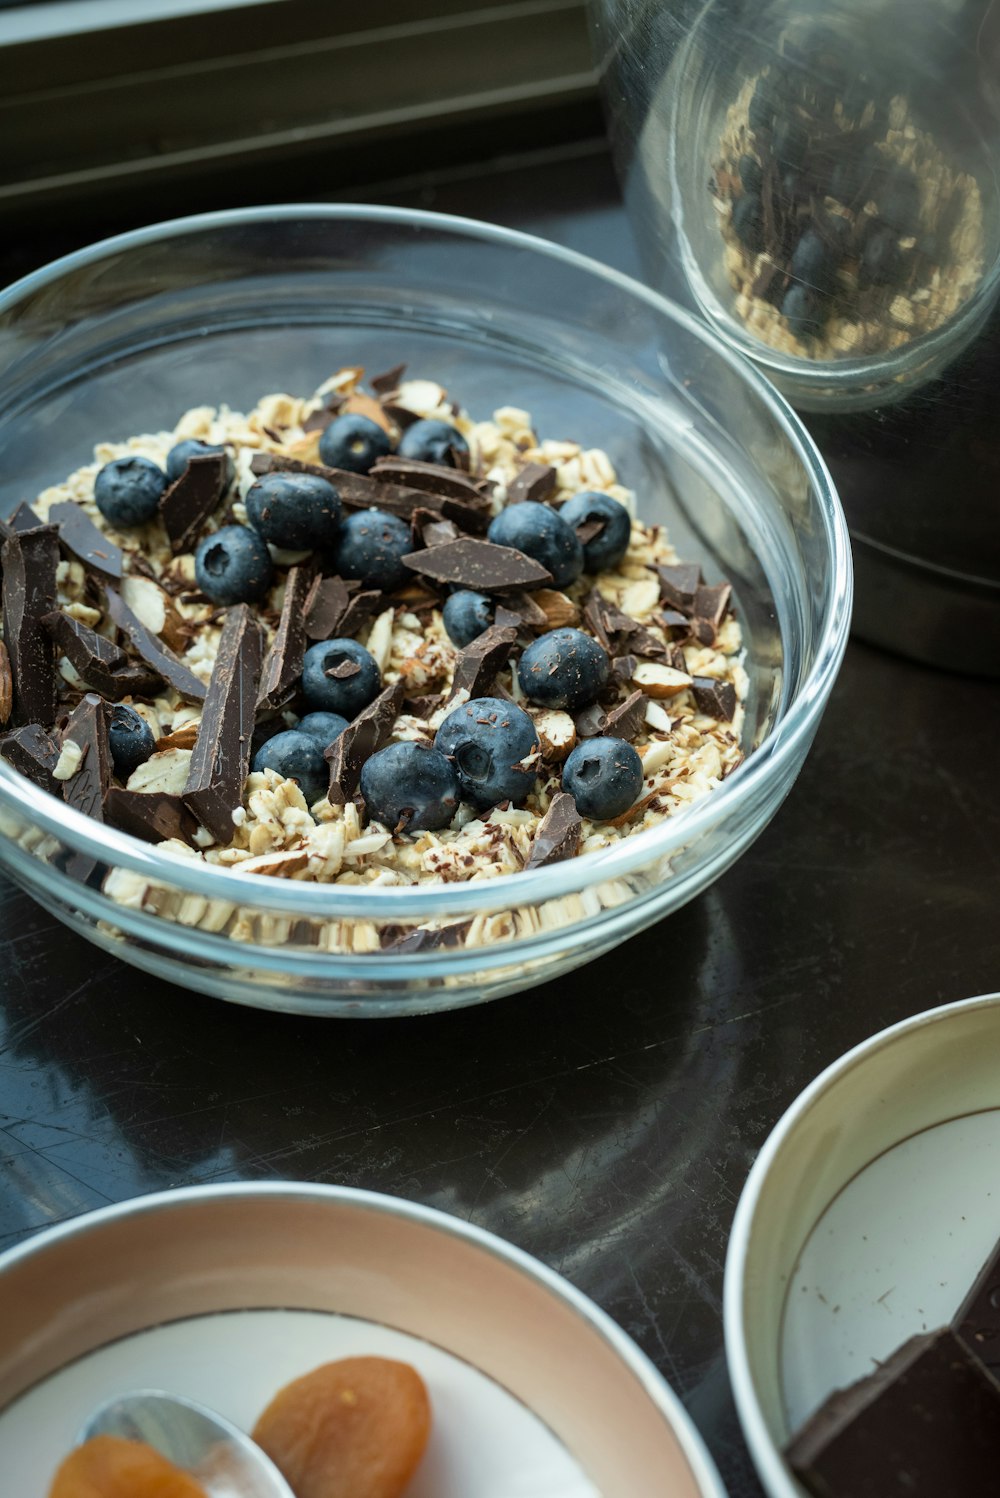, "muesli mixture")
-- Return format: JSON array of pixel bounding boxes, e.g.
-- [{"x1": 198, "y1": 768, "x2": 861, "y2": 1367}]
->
[
  {"x1": 711, "y1": 28, "x2": 985, "y2": 360},
  {"x1": 0, "y1": 366, "x2": 747, "y2": 941}
]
